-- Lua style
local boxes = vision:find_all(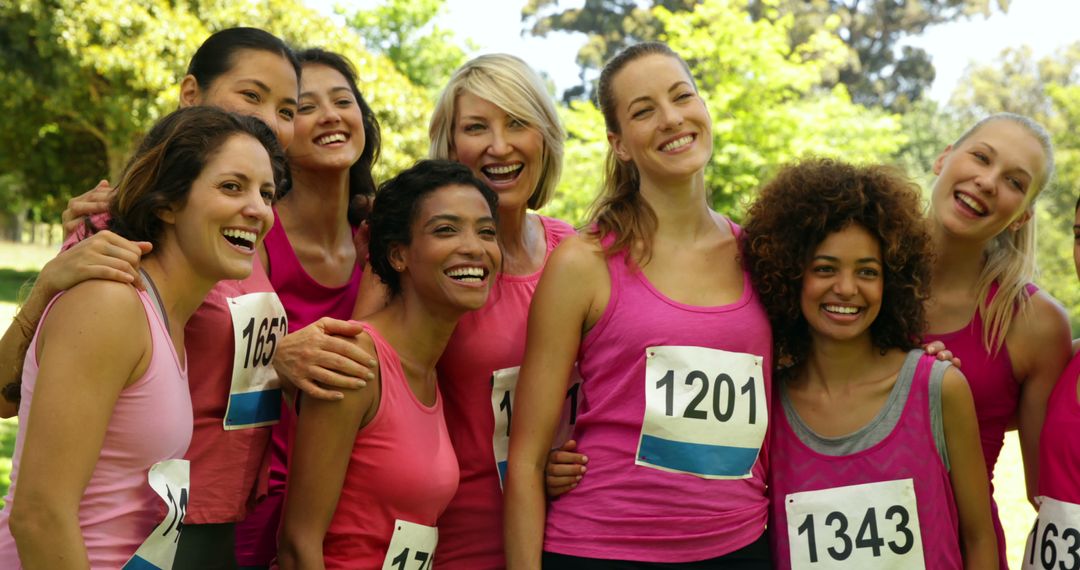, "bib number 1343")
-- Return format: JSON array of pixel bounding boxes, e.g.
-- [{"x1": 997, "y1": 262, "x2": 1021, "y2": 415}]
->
[
  {"x1": 786, "y1": 479, "x2": 925, "y2": 569},
  {"x1": 637, "y1": 345, "x2": 767, "y2": 479}
]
